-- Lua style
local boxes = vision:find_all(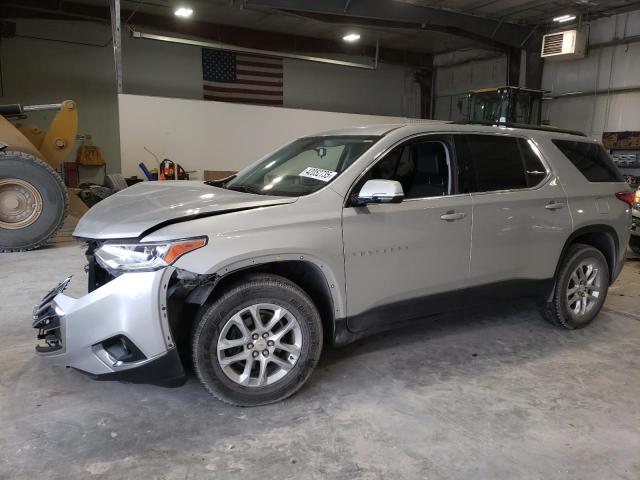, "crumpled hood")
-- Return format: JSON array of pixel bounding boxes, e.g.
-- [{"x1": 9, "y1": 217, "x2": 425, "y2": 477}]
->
[{"x1": 73, "y1": 181, "x2": 297, "y2": 239}]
